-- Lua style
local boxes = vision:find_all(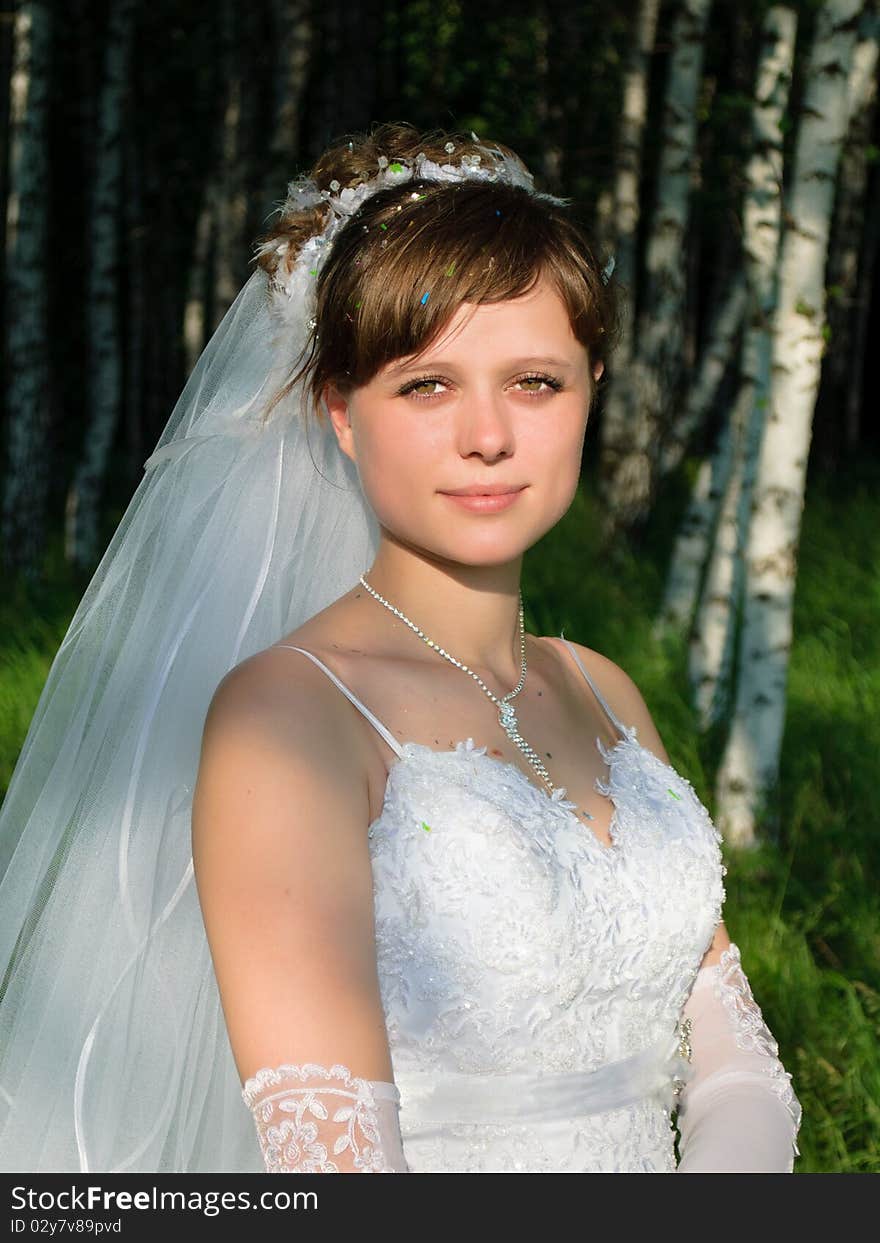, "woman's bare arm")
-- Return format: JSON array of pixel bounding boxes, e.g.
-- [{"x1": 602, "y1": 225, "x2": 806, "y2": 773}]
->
[{"x1": 192, "y1": 654, "x2": 407, "y2": 1171}]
